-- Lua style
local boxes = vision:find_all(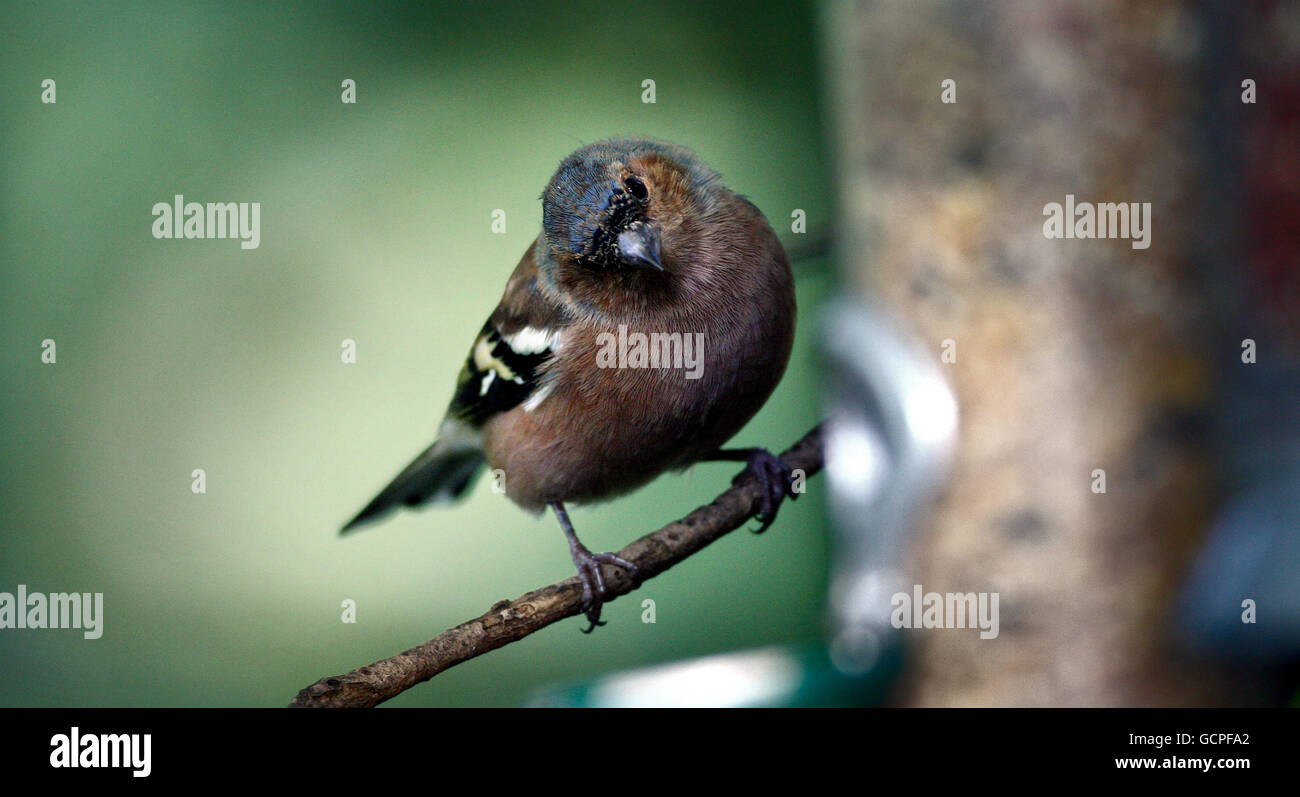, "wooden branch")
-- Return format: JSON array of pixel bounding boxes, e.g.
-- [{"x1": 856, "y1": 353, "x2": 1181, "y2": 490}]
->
[{"x1": 290, "y1": 424, "x2": 825, "y2": 708}]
